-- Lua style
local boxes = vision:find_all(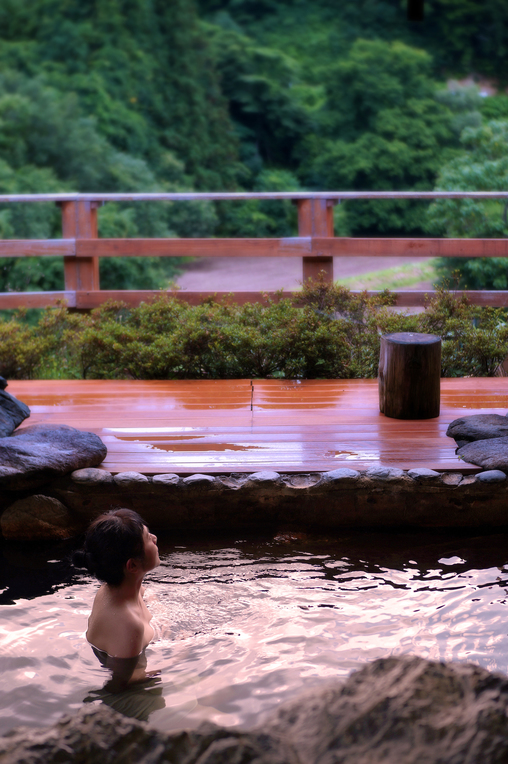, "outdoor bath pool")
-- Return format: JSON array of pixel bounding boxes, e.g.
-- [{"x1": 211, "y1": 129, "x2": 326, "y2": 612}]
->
[{"x1": 1, "y1": 529, "x2": 508, "y2": 736}]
